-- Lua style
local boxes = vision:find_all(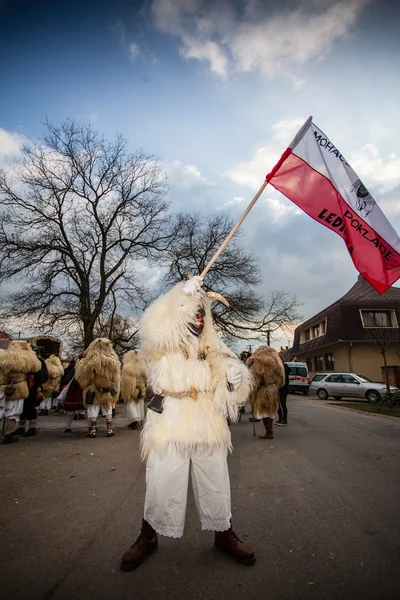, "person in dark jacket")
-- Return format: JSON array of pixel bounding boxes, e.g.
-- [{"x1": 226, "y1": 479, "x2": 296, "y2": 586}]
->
[
  {"x1": 277, "y1": 359, "x2": 290, "y2": 426},
  {"x1": 15, "y1": 346, "x2": 49, "y2": 437}
]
